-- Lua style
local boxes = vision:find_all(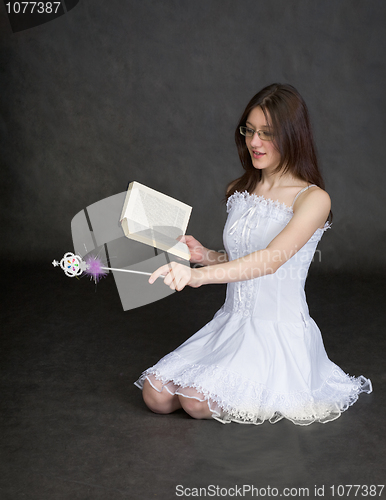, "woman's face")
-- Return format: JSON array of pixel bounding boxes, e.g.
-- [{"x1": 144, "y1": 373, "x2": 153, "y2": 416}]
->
[{"x1": 245, "y1": 106, "x2": 281, "y2": 172}]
